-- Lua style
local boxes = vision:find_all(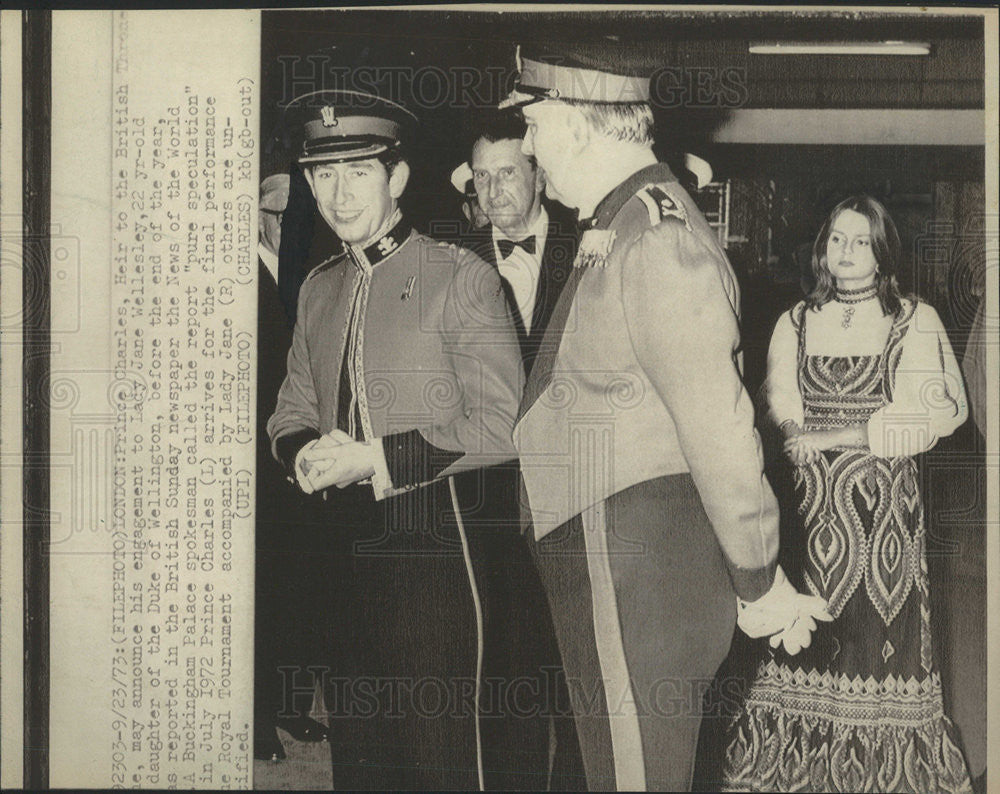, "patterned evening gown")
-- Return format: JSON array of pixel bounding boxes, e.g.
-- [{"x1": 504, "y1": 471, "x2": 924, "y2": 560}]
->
[{"x1": 723, "y1": 302, "x2": 972, "y2": 793}]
